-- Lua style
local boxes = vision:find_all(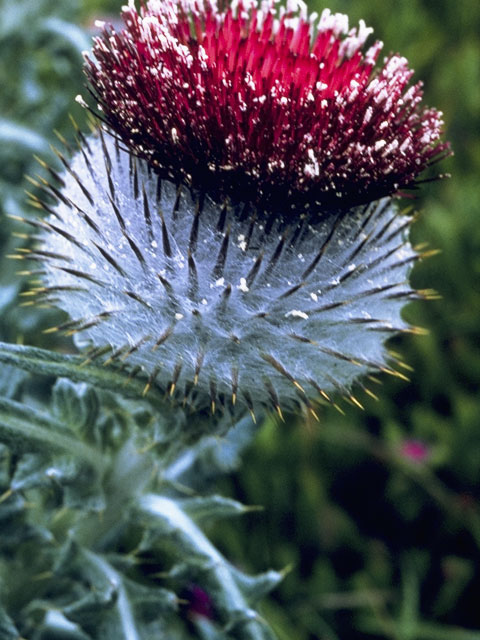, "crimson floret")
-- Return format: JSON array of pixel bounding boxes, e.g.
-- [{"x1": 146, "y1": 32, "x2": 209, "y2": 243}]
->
[{"x1": 85, "y1": 0, "x2": 450, "y2": 213}]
